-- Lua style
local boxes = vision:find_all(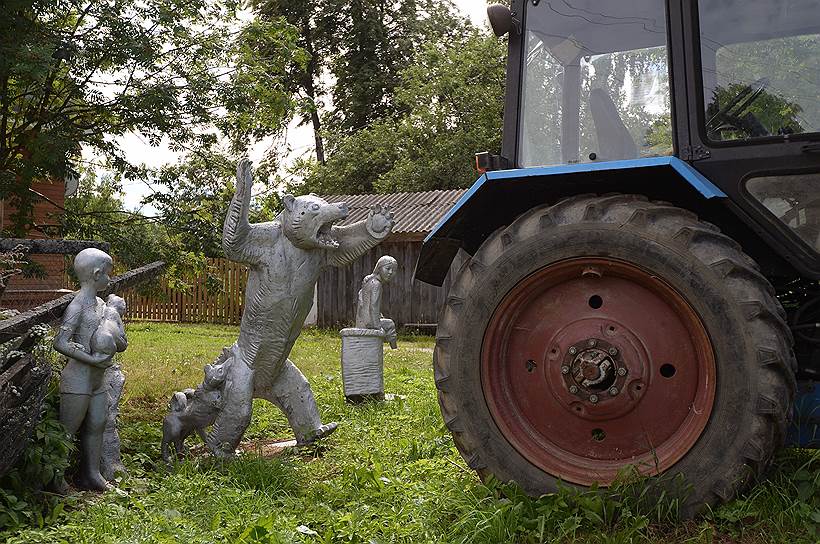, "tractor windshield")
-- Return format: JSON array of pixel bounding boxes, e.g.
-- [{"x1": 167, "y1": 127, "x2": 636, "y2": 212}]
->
[
  {"x1": 698, "y1": 0, "x2": 820, "y2": 142},
  {"x1": 518, "y1": 0, "x2": 673, "y2": 168}
]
